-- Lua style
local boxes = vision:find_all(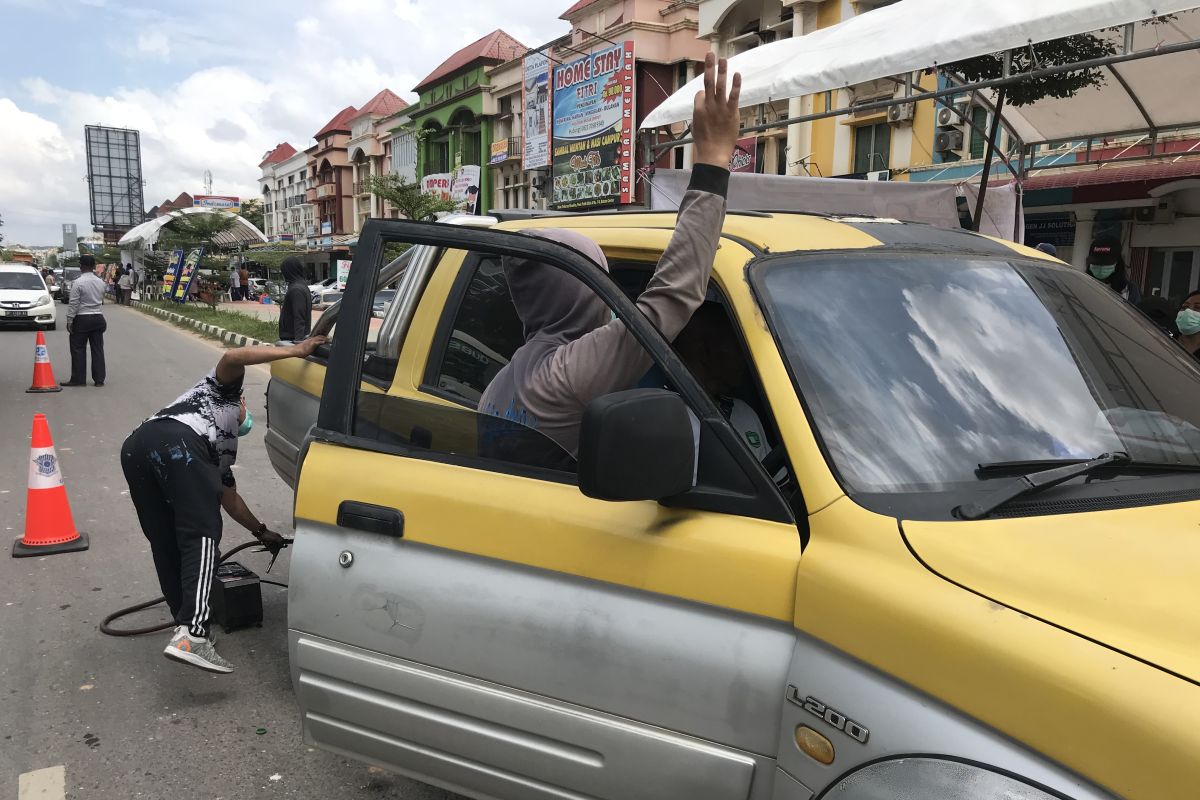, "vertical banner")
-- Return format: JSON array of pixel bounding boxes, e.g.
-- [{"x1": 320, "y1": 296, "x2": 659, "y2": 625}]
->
[
  {"x1": 522, "y1": 52, "x2": 551, "y2": 170},
  {"x1": 173, "y1": 248, "x2": 205, "y2": 302},
  {"x1": 165, "y1": 248, "x2": 186, "y2": 298},
  {"x1": 336, "y1": 259, "x2": 352, "y2": 290},
  {"x1": 551, "y1": 41, "x2": 635, "y2": 210}
]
